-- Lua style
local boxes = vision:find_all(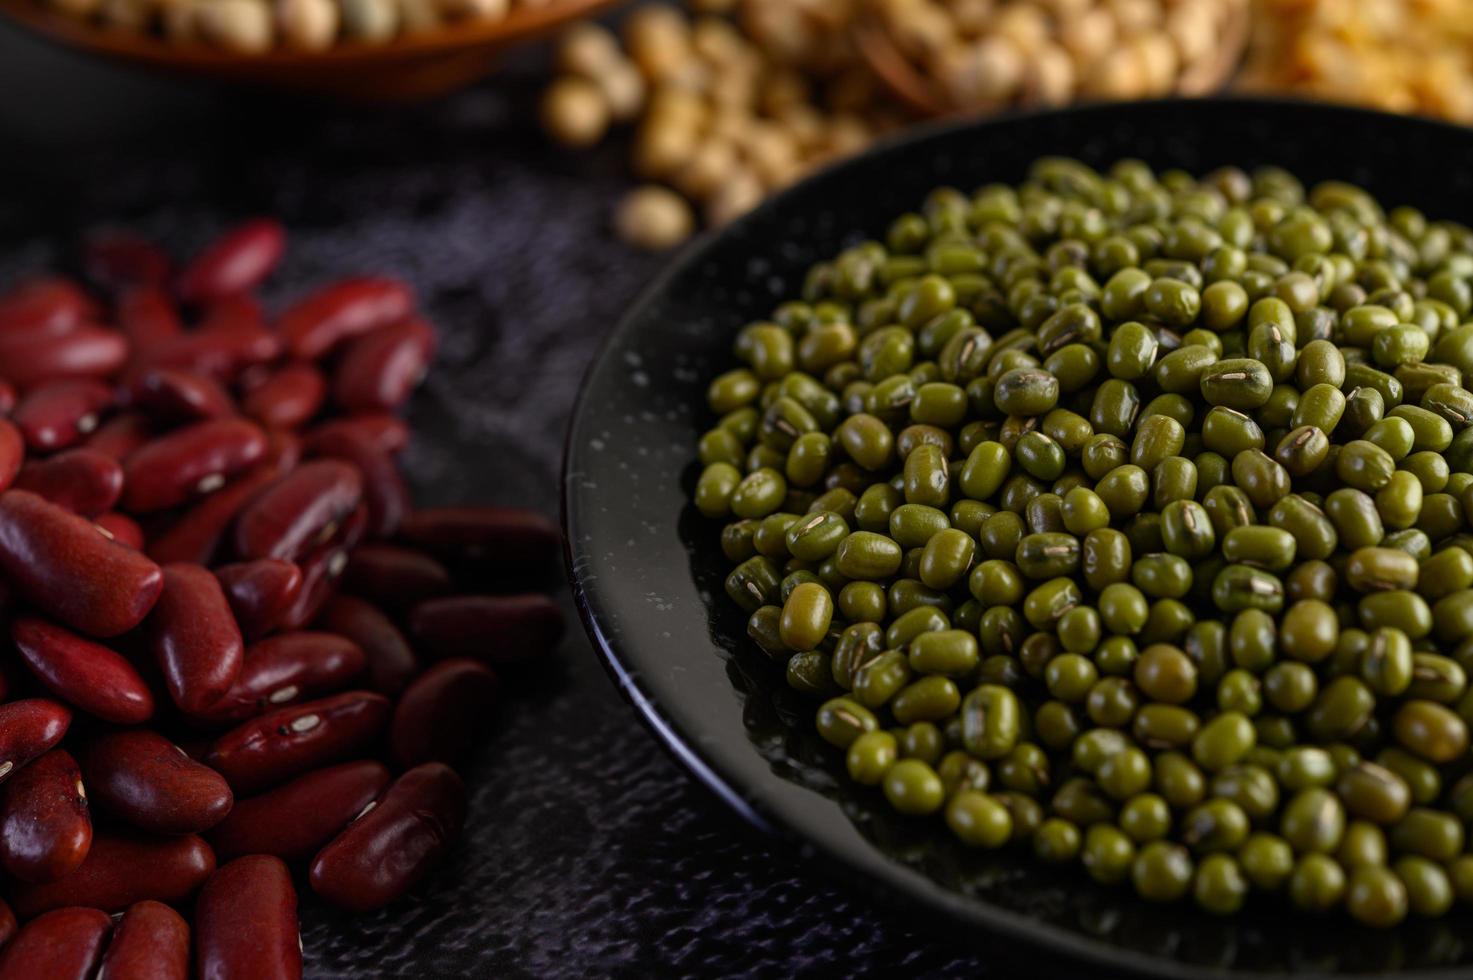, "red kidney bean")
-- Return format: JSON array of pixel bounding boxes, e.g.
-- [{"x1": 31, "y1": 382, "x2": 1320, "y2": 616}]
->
[
  {"x1": 316, "y1": 595, "x2": 417, "y2": 696},
  {"x1": 145, "y1": 465, "x2": 279, "y2": 566},
  {"x1": 0, "y1": 749, "x2": 90, "y2": 883},
  {"x1": 83, "y1": 730, "x2": 233, "y2": 835},
  {"x1": 408, "y1": 594, "x2": 564, "y2": 667},
  {"x1": 95, "y1": 511, "x2": 144, "y2": 550},
  {"x1": 343, "y1": 543, "x2": 451, "y2": 610},
  {"x1": 0, "y1": 907, "x2": 111, "y2": 980},
  {"x1": 0, "y1": 379, "x2": 14, "y2": 415},
  {"x1": 14, "y1": 449, "x2": 124, "y2": 518},
  {"x1": 9, "y1": 831, "x2": 215, "y2": 917},
  {"x1": 0, "y1": 490, "x2": 164, "y2": 636},
  {"x1": 201, "y1": 291, "x2": 264, "y2": 329},
  {"x1": 148, "y1": 563, "x2": 244, "y2": 714},
  {"x1": 241, "y1": 363, "x2": 325, "y2": 431},
  {"x1": 0, "y1": 326, "x2": 128, "y2": 390},
  {"x1": 190, "y1": 631, "x2": 364, "y2": 725},
  {"x1": 121, "y1": 418, "x2": 268, "y2": 513},
  {"x1": 195, "y1": 855, "x2": 301, "y2": 980},
  {"x1": 175, "y1": 219, "x2": 285, "y2": 304},
  {"x1": 83, "y1": 231, "x2": 173, "y2": 291},
  {"x1": 233, "y1": 460, "x2": 362, "y2": 563},
  {"x1": 303, "y1": 413, "x2": 409, "y2": 456},
  {"x1": 207, "y1": 760, "x2": 388, "y2": 862},
  {"x1": 96, "y1": 901, "x2": 189, "y2": 980},
  {"x1": 139, "y1": 301, "x2": 280, "y2": 384},
  {"x1": 0, "y1": 420, "x2": 20, "y2": 494},
  {"x1": 309, "y1": 762, "x2": 465, "y2": 912},
  {"x1": 332, "y1": 317, "x2": 436, "y2": 414},
  {"x1": 83, "y1": 411, "x2": 152, "y2": 461},
  {"x1": 389, "y1": 659, "x2": 499, "y2": 769},
  {"x1": 12, "y1": 618, "x2": 153, "y2": 724},
  {"x1": 0, "y1": 700, "x2": 70, "y2": 785},
  {"x1": 0, "y1": 277, "x2": 96, "y2": 336},
  {"x1": 125, "y1": 367, "x2": 234, "y2": 423},
  {"x1": 12, "y1": 379, "x2": 113, "y2": 452},
  {"x1": 398, "y1": 505, "x2": 561, "y2": 572},
  {"x1": 278, "y1": 277, "x2": 414, "y2": 360},
  {"x1": 204, "y1": 691, "x2": 390, "y2": 795},
  {"x1": 276, "y1": 536, "x2": 352, "y2": 632},
  {"x1": 214, "y1": 559, "x2": 302, "y2": 640},
  {"x1": 307, "y1": 428, "x2": 409, "y2": 538},
  {"x1": 262, "y1": 427, "x2": 302, "y2": 473},
  {"x1": 116, "y1": 285, "x2": 182, "y2": 351}
]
